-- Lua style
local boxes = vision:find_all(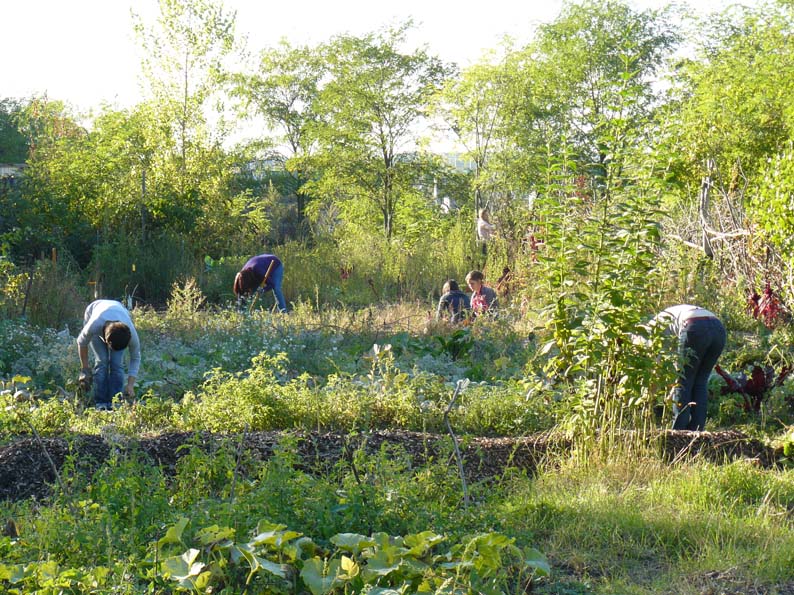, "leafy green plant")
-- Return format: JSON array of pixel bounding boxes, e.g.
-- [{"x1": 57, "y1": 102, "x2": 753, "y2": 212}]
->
[{"x1": 152, "y1": 517, "x2": 549, "y2": 594}]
